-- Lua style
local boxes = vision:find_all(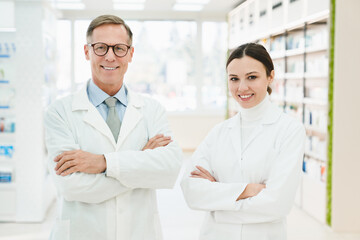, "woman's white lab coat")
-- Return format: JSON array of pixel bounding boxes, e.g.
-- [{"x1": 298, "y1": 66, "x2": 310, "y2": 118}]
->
[
  {"x1": 181, "y1": 102, "x2": 305, "y2": 240},
  {"x1": 44, "y1": 83, "x2": 182, "y2": 240}
]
